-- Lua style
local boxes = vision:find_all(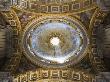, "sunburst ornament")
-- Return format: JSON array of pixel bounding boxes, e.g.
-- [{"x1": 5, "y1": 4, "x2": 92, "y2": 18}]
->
[{"x1": 22, "y1": 16, "x2": 89, "y2": 68}]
